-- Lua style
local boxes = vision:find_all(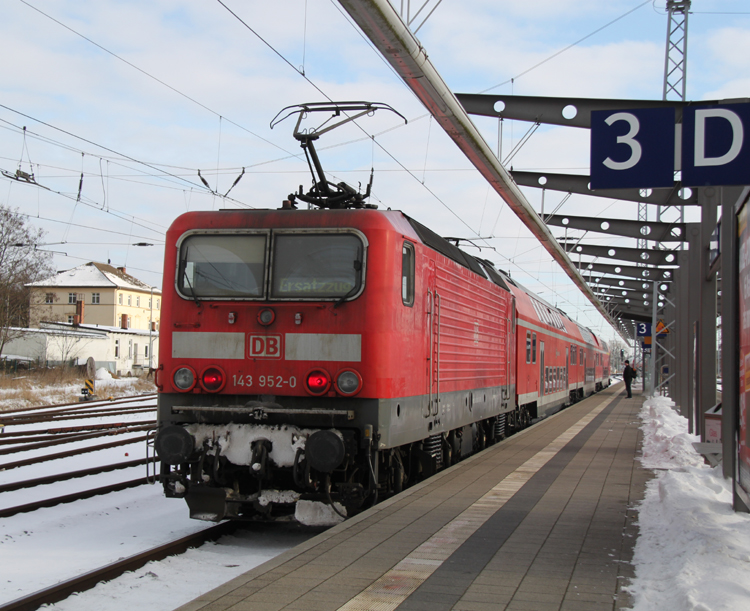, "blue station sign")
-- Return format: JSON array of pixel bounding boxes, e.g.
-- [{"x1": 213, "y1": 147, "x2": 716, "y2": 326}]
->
[
  {"x1": 590, "y1": 107, "x2": 675, "y2": 189},
  {"x1": 682, "y1": 104, "x2": 750, "y2": 187},
  {"x1": 590, "y1": 103, "x2": 750, "y2": 189}
]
